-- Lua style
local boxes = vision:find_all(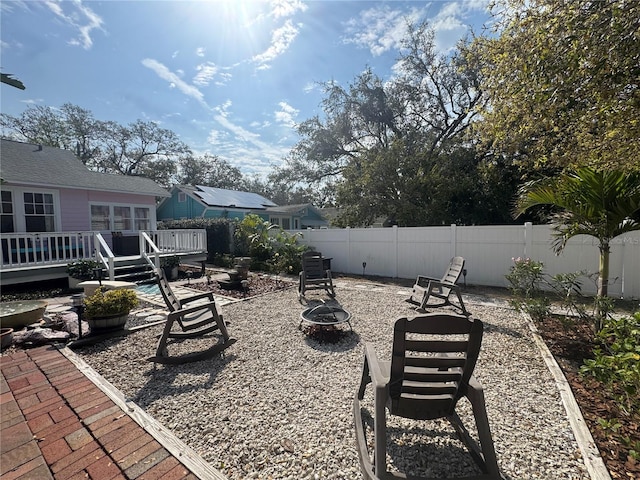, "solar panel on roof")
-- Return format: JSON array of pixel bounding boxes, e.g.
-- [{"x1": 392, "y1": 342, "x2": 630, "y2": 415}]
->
[{"x1": 194, "y1": 186, "x2": 277, "y2": 209}]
